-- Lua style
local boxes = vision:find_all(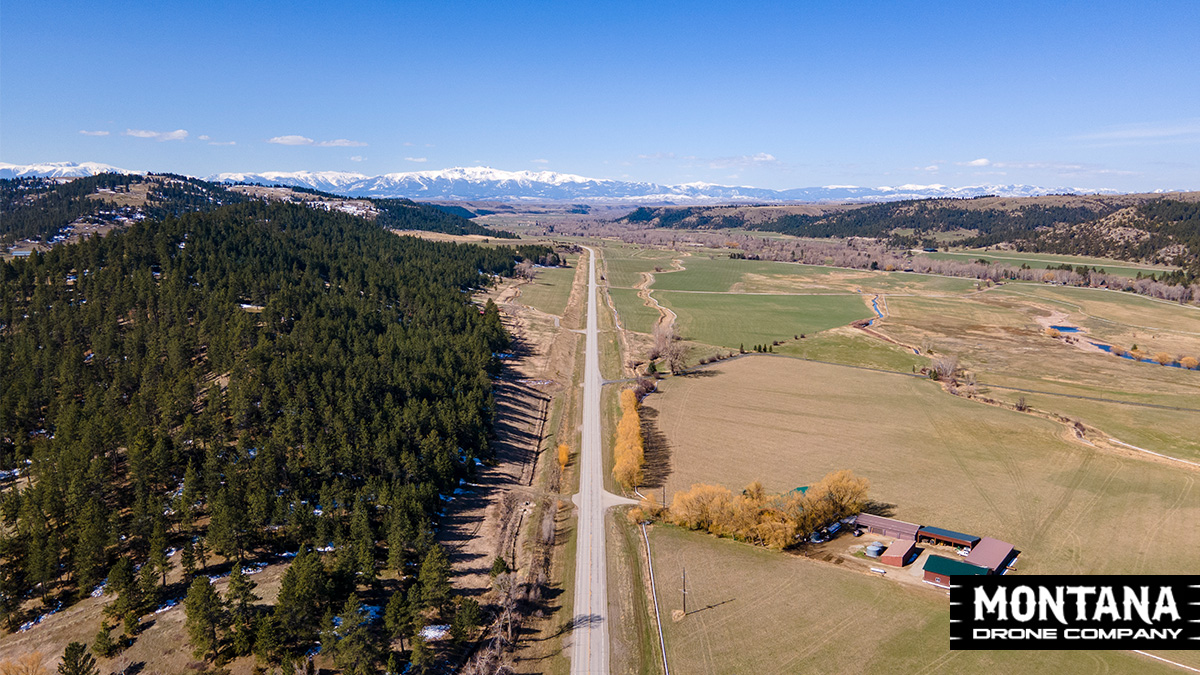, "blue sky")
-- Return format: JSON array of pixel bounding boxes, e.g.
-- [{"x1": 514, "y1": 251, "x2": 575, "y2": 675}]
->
[{"x1": 2, "y1": 1, "x2": 1198, "y2": 191}]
